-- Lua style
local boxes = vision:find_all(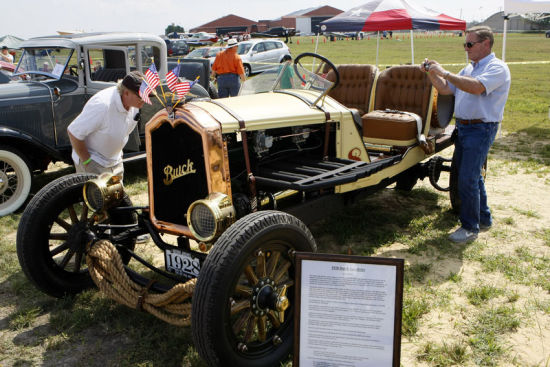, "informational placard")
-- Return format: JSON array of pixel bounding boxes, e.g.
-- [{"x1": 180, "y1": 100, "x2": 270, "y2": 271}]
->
[{"x1": 294, "y1": 253, "x2": 403, "y2": 367}]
